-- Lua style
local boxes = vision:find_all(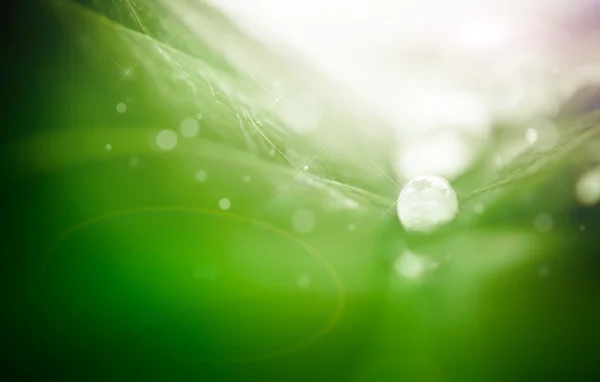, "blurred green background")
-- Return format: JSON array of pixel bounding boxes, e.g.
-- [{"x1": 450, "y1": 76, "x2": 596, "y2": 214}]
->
[{"x1": 3, "y1": 1, "x2": 600, "y2": 381}]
